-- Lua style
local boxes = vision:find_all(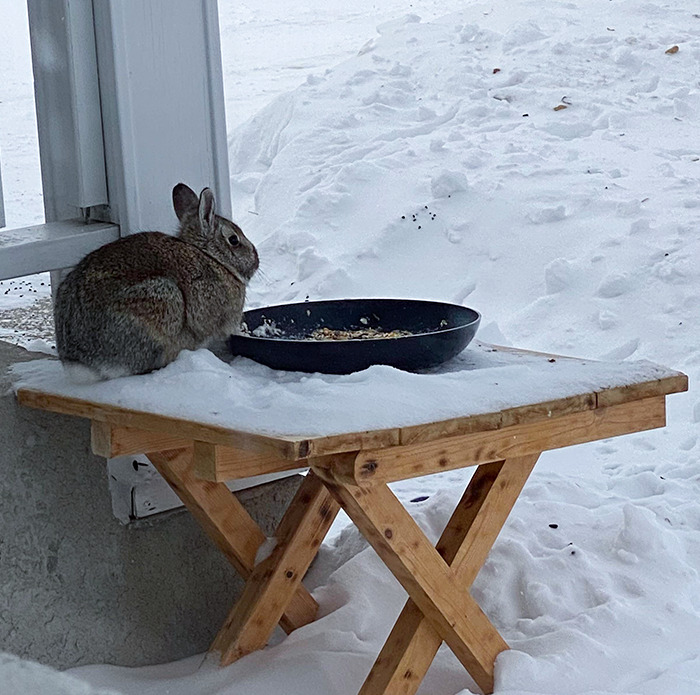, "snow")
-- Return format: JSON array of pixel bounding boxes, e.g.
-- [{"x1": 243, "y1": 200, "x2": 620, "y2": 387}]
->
[
  {"x1": 2, "y1": 0, "x2": 700, "y2": 693},
  {"x1": 10, "y1": 342, "x2": 678, "y2": 439},
  {"x1": 0, "y1": 654, "x2": 120, "y2": 695}
]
